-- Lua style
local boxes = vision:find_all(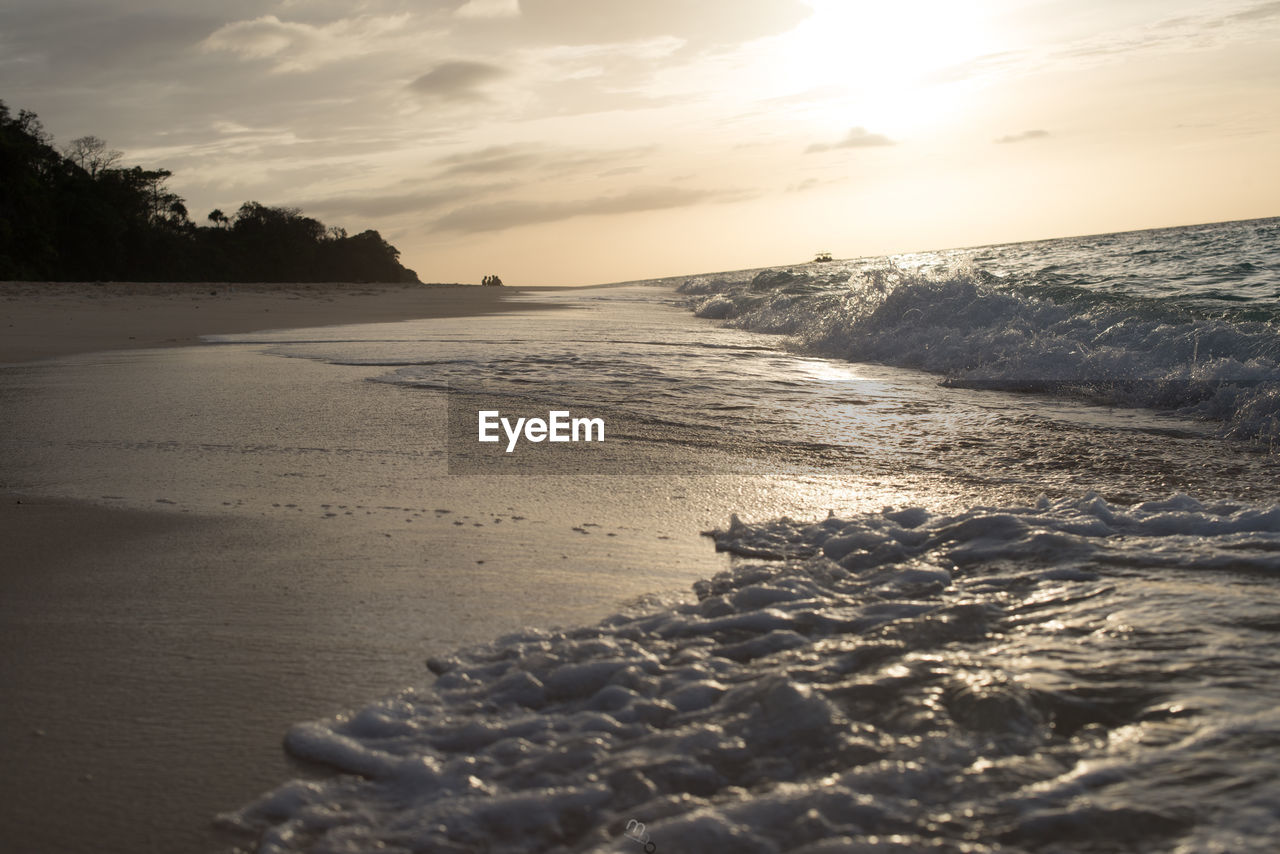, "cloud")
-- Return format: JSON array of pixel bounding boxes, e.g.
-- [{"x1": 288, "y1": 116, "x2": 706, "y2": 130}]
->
[
  {"x1": 924, "y1": 4, "x2": 1280, "y2": 85},
  {"x1": 433, "y1": 143, "x2": 656, "y2": 178},
  {"x1": 409, "y1": 61, "x2": 509, "y2": 100},
  {"x1": 454, "y1": 0, "x2": 520, "y2": 18},
  {"x1": 465, "y1": 0, "x2": 811, "y2": 49},
  {"x1": 995, "y1": 129, "x2": 1050, "y2": 144},
  {"x1": 202, "y1": 15, "x2": 316, "y2": 60},
  {"x1": 786, "y1": 176, "x2": 846, "y2": 193},
  {"x1": 296, "y1": 144, "x2": 671, "y2": 227},
  {"x1": 435, "y1": 145, "x2": 547, "y2": 176},
  {"x1": 924, "y1": 51, "x2": 1026, "y2": 85},
  {"x1": 806, "y1": 127, "x2": 895, "y2": 153},
  {"x1": 302, "y1": 184, "x2": 511, "y2": 220},
  {"x1": 1226, "y1": 0, "x2": 1280, "y2": 23},
  {"x1": 431, "y1": 186, "x2": 743, "y2": 233},
  {"x1": 0, "y1": 3, "x2": 224, "y2": 87},
  {"x1": 1048, "y1": 3, "x2": 1280, "y2": 68},
  {"x1": 201, "y1": 13, "x2": 412, "y2": 72}
]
